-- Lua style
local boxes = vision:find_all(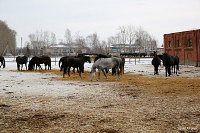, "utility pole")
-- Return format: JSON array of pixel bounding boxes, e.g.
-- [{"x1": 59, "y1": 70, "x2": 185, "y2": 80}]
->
[{"x1": 21, "y1": 37, "x2": 23, "y2": 55}]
